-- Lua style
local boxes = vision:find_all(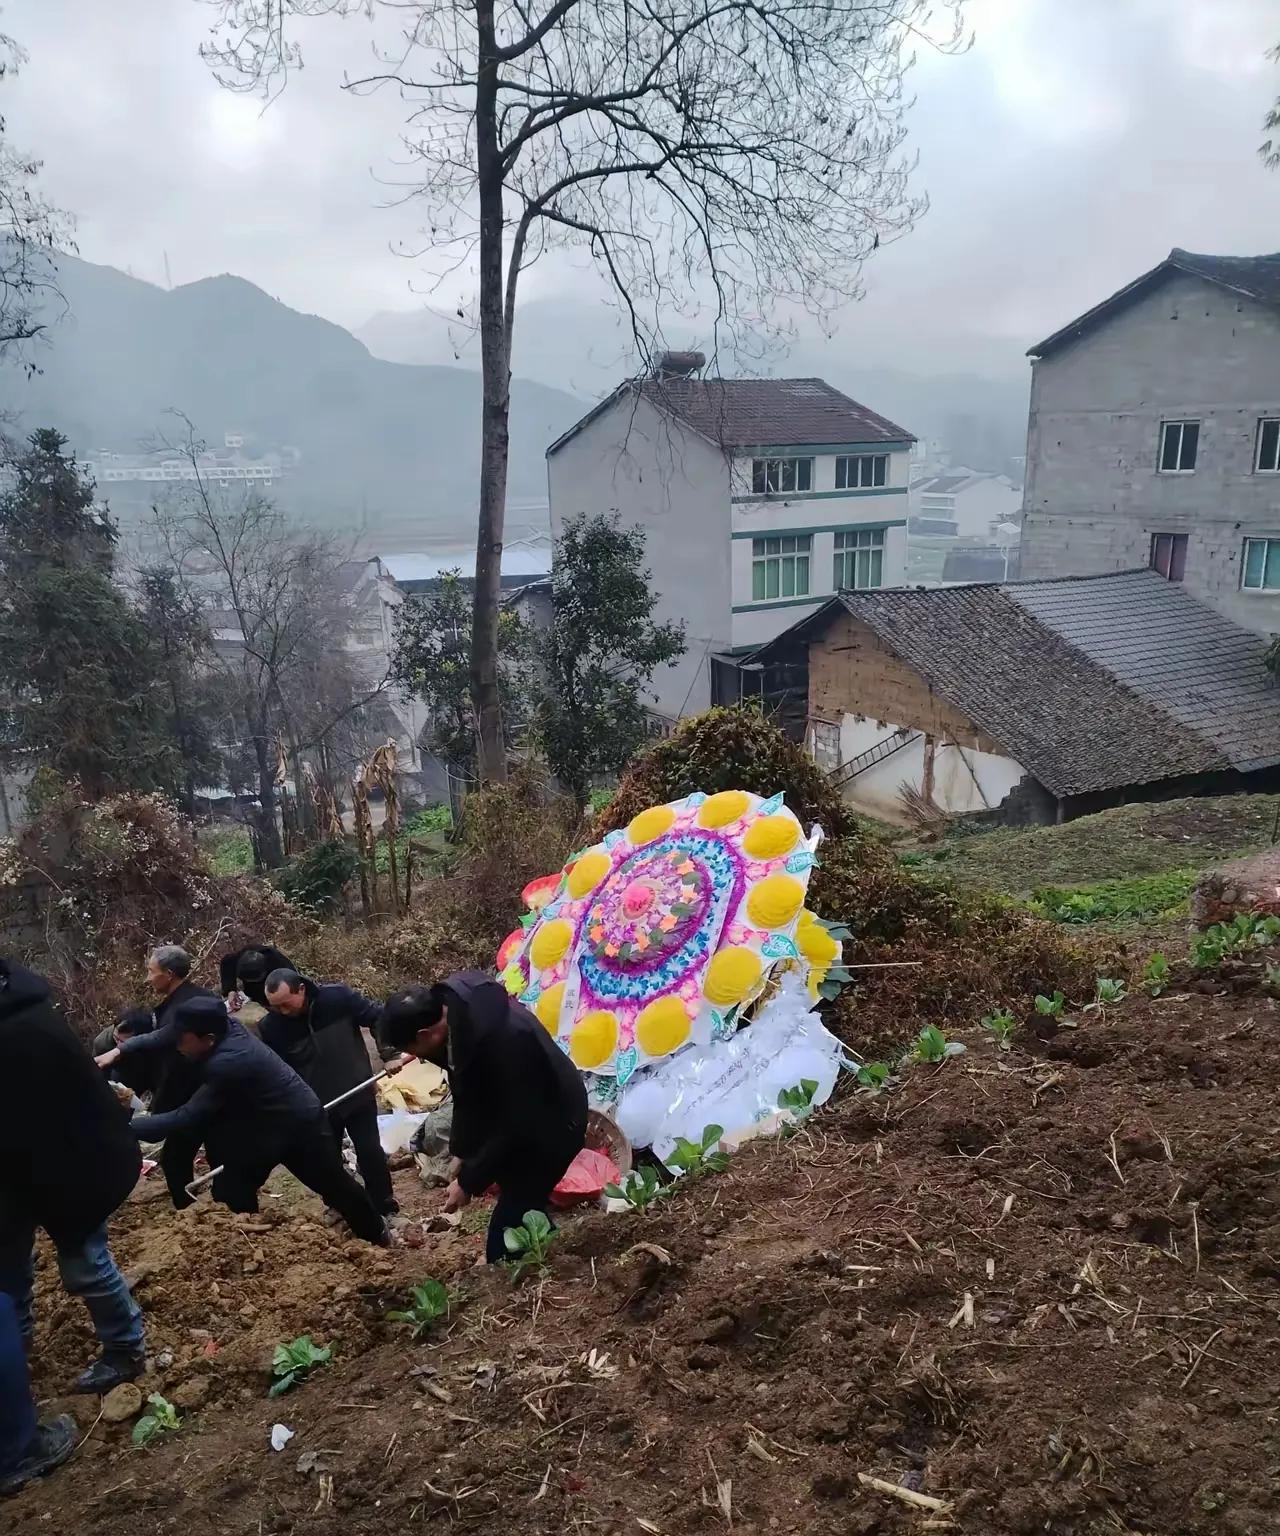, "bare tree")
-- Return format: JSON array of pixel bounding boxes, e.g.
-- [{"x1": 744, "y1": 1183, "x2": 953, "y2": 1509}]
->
[
  {"x1": 150, "y1": 421, "x2": 389, "y2": 867},
  {"x1": 1263, "y1": 40, "x2": 1280, "y2": 169},
  {"x1": 198, "y1": 0, "x2": 962, "y2": 781}
]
